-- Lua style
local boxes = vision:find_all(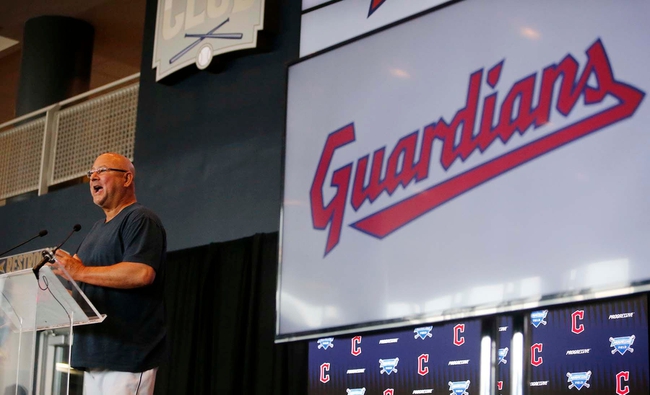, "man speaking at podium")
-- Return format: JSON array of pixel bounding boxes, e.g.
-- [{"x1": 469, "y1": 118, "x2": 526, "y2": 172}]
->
[{"x1": 51, "y1": 153, "x2": 167, "y2": 395}]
